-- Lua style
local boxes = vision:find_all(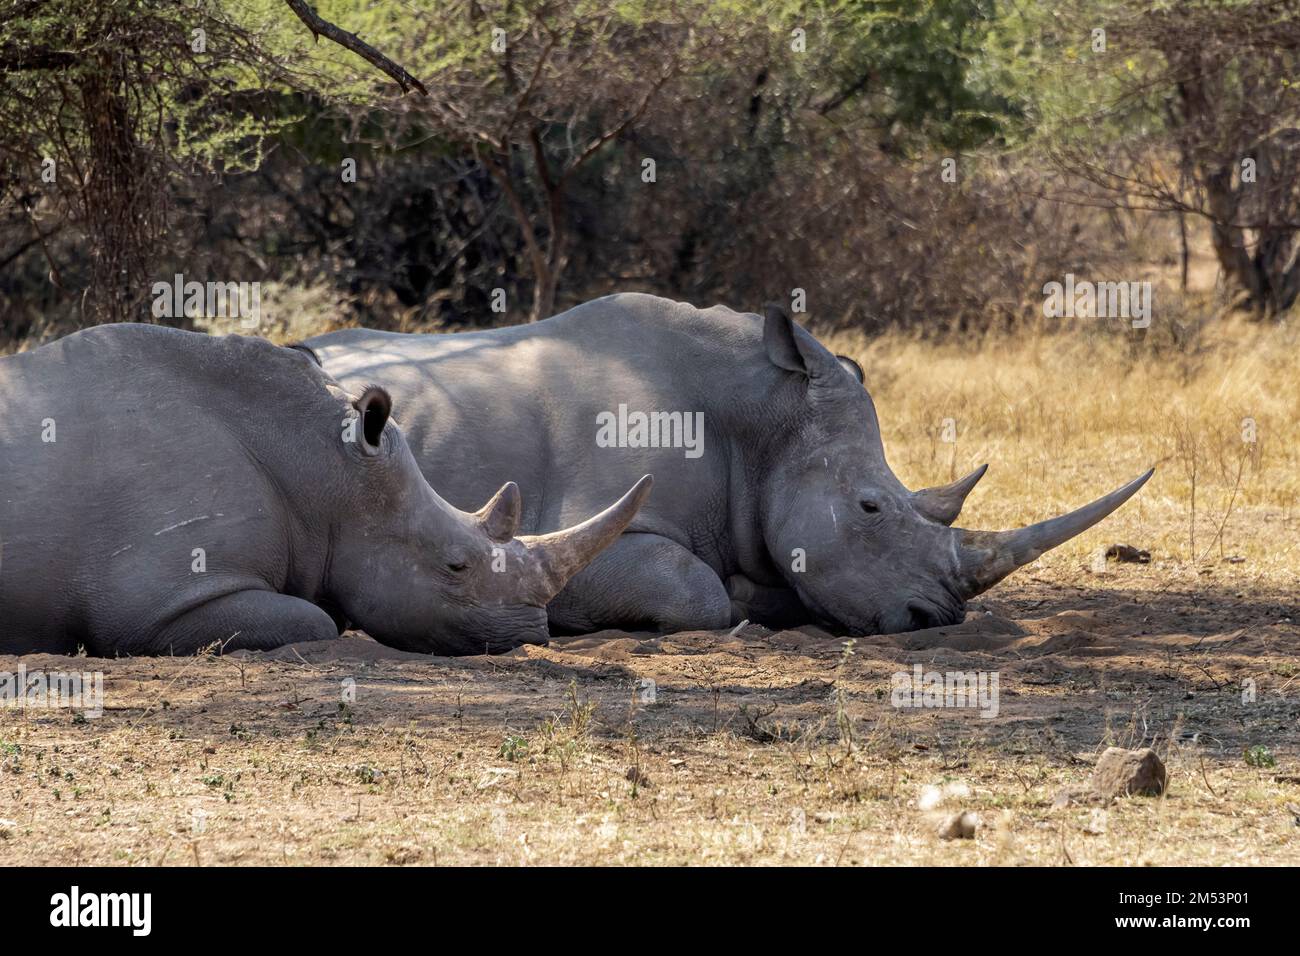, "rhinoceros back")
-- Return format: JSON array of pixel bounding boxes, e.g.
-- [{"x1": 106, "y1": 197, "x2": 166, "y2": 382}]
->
[
  {"x1": 306, "y1": 294, "x2": 750, "y2": 542},
  {"x1": 0, "y1": 325, "x2": 323, "y2": 653}
]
